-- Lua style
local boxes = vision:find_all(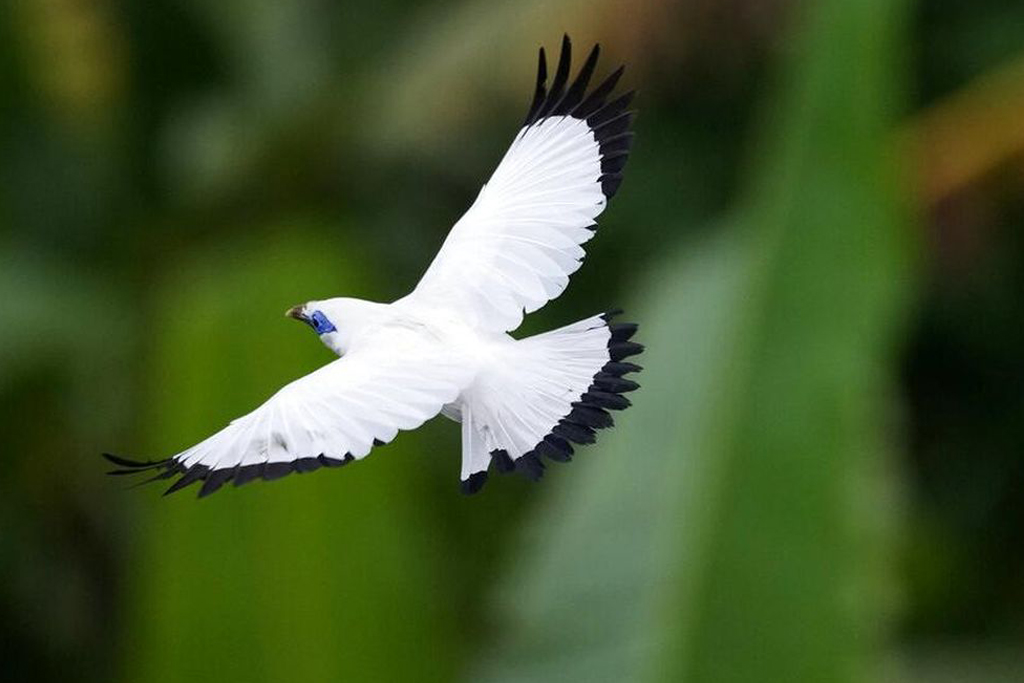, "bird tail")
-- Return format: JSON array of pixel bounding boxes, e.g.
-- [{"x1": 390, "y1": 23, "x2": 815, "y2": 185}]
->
[{"x1": 458, "y1": 311, "x2": 642, "y2": 494}]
